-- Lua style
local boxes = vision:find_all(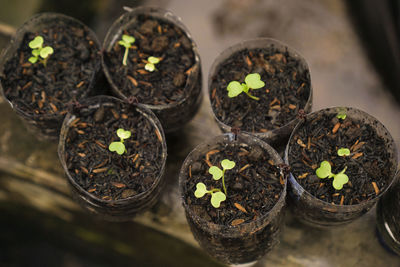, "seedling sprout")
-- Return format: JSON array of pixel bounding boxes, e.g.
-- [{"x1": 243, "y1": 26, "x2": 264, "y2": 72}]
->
[
  {"x1": 108, "y1": 128, "x2": 131, "y2": 155},
  {"x1": 227, "y1": 73, "x2": 265, "y2": 100},
  {"x1": 145, "y1": 56, "x2": 160, "y2": 72},
  {"x1": 118, "y1": 34, "x2": 135, "y2": 66},
  {"x1": 194, "y1": 182, "x2": 226, "y2": 208},
  {"x1": 337, "y1": 148, "x2": 350, "y2": 157},
  {"x1": 194, "y1": 159, "x2": 236, "y2": 208},
  {"x1": 337, "y1": 110, "x2": 347, "y2": 120},
  {"x1": 316, "y1": 161, "x2": 349, "y2": 190},
  {"x1": 28, "y1": 36, "x2": 54, "y2": 66}
]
